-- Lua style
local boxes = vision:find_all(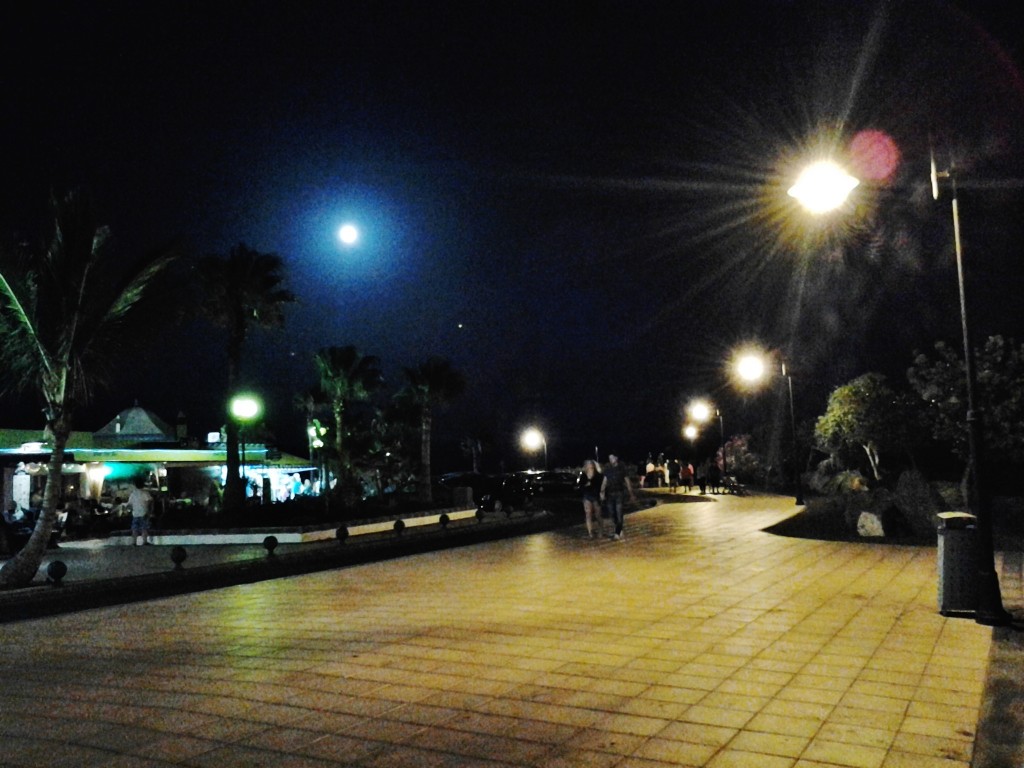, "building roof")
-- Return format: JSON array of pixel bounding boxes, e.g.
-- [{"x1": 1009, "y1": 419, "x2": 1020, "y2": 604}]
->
[{"x1": 94, "y1": 404, "x2": 176, "y2": 443}]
